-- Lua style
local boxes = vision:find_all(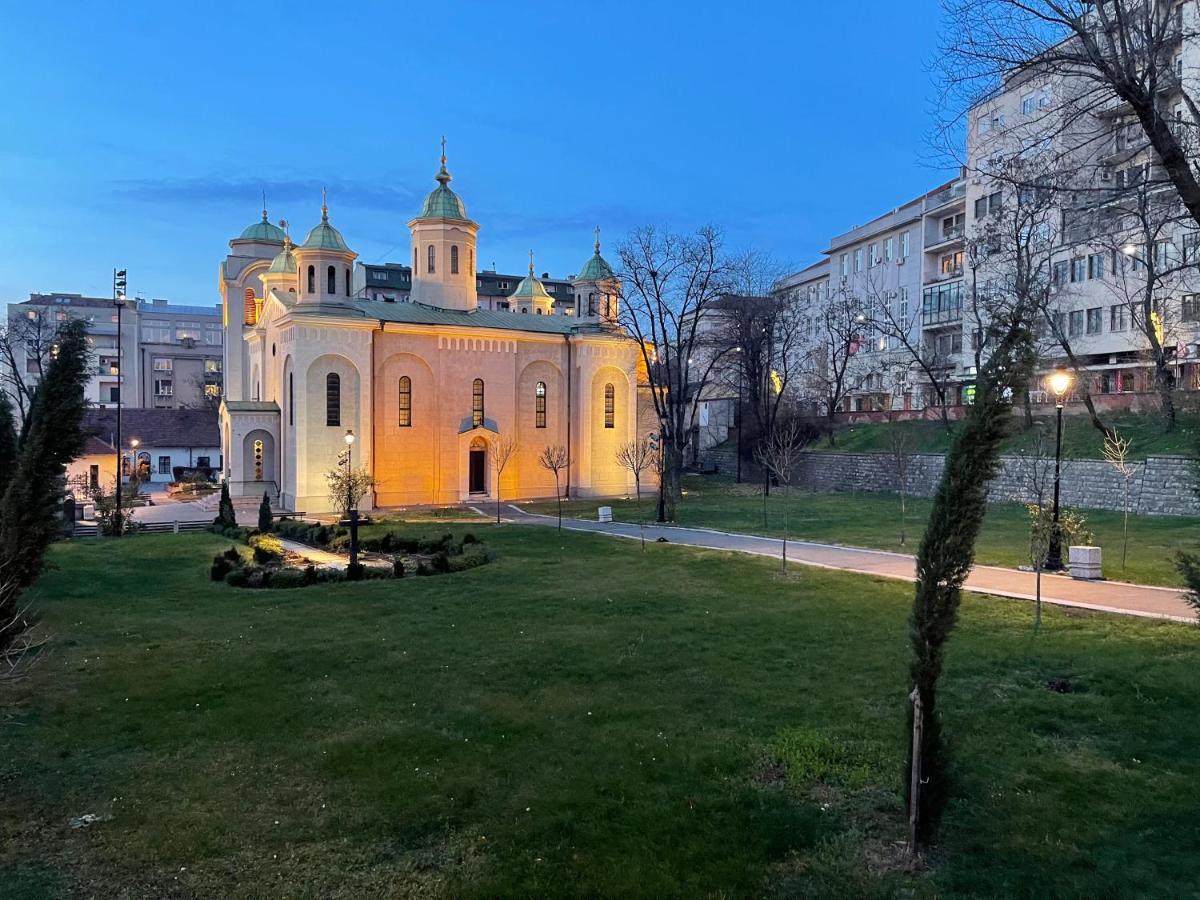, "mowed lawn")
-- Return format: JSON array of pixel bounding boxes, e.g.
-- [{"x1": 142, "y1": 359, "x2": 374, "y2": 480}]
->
[
  {"x1": 524, "y1": 475, "x2": 1197, "y2": 588},
  {"x1": 4, "y1": 530, "x2": 1200, "y2": 897}
]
